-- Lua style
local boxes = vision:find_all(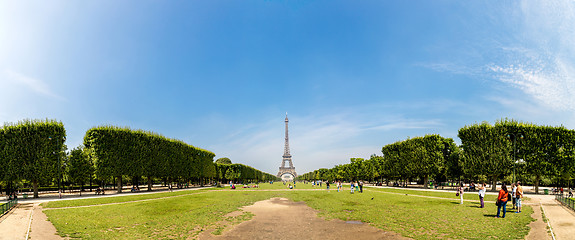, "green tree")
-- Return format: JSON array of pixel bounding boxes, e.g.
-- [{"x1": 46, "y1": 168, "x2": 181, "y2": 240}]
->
[
  {"x1": 84, "y1": 126, "x2": 215, "y2": 193},
  {"x1": 66, "y1": 146, "x2": 94, "y2": 196},
  {"x1": 459, "y1": 121, "x2": 512, "y2": 191},
  {"x1": 0, "y1": 119, "x2": 66, "y2": 198},
  {"x1": 215, "y1": 157, "x2": 232, "y2": 164},
  {"x1": 225, "y1": 167, "x2": 239, "y2": 182}
]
